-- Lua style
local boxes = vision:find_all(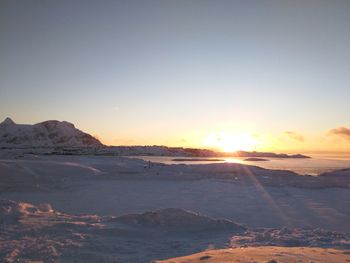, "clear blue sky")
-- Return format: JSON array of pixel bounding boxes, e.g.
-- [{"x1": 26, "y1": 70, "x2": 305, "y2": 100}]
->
[{"x1": 1, "y1": 0, "x2": 350, "y2": 151}]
